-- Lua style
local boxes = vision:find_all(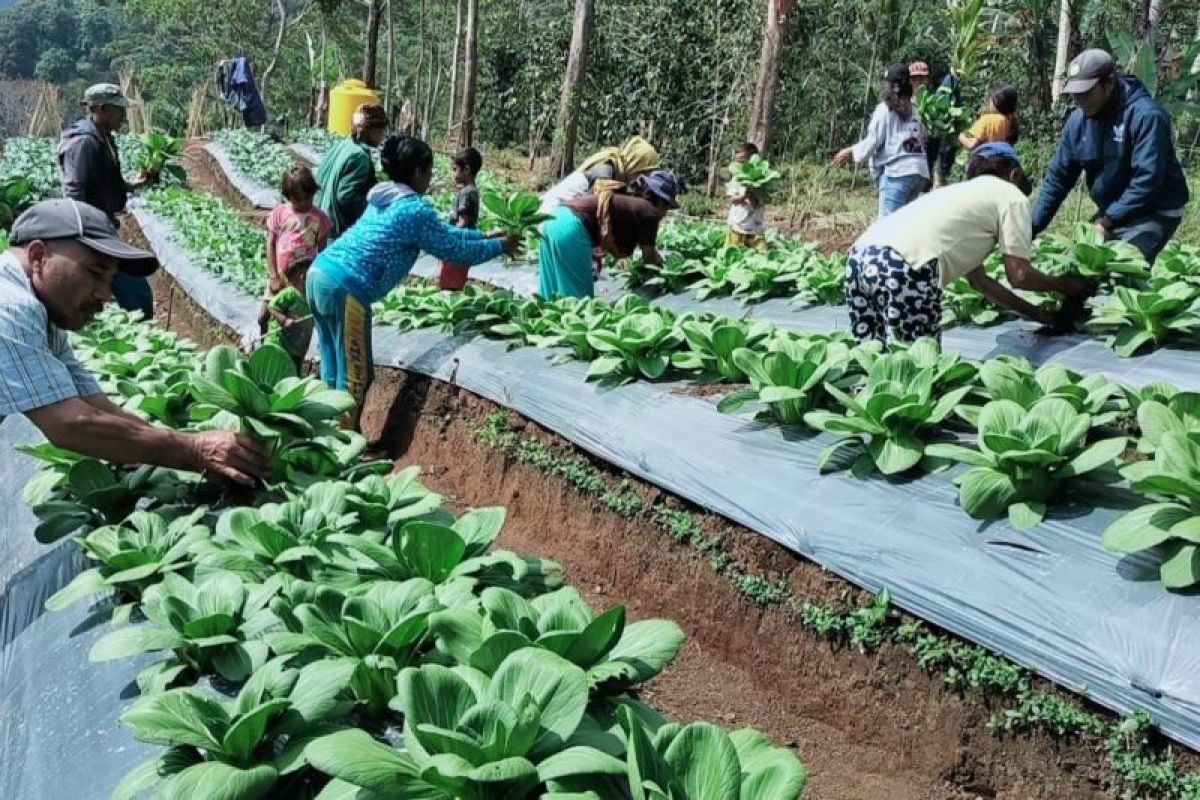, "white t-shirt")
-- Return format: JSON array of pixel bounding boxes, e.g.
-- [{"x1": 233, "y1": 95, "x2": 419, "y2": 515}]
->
[
  {"x1": 852, "y1": 102, "x2": 929, "y2": 180},
  {"x1": 726, "y1": 183, "x2": 766, "y2": 235},
  {"x1": 854, "y1": 176, "x2": 1034, "y2": 286}
]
